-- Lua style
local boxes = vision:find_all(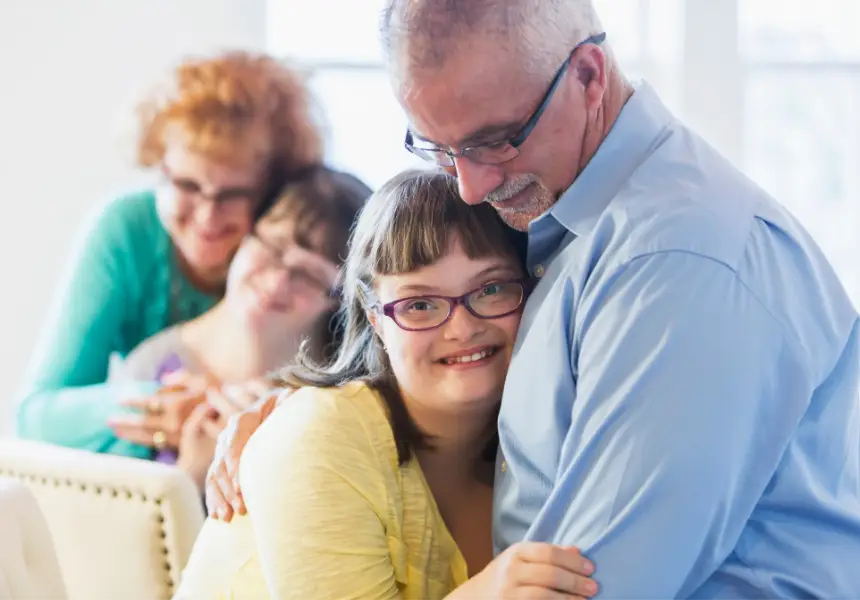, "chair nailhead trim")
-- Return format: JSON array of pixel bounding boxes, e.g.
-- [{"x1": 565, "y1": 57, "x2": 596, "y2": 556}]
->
[{"x1": 0, "y1": 468, "x2": 176, "y2": 597}]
